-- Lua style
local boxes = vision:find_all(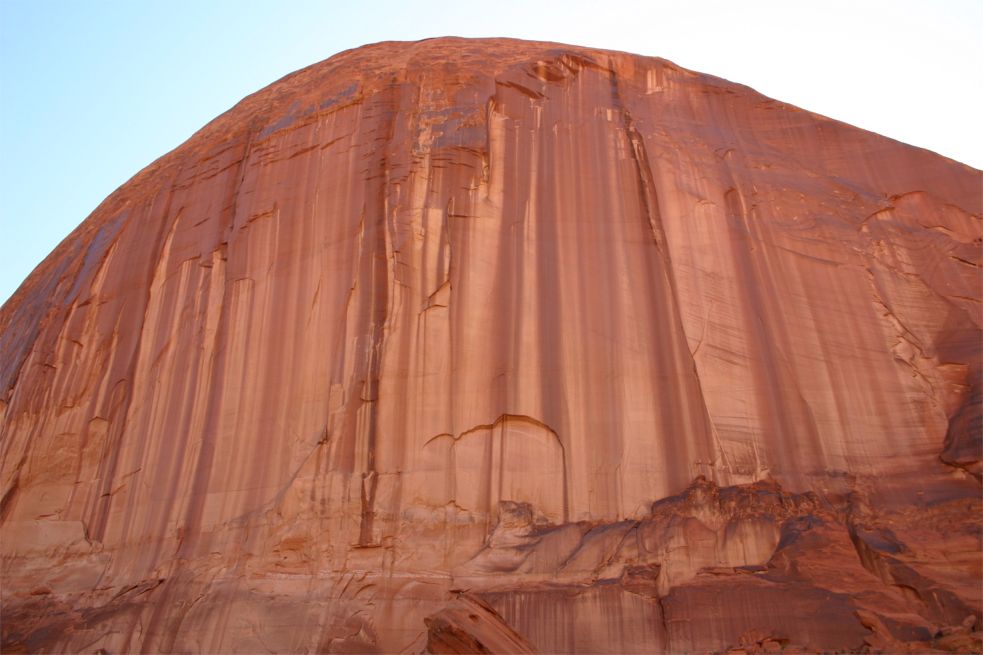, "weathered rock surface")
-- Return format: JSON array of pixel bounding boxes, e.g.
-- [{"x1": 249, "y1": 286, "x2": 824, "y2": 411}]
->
[
  {"x1": 424, "y1": 594, "x2": 537, "y2": 655},
  {"x1": 1, "y1": 37, "x2": 980, "y2": 653}
]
